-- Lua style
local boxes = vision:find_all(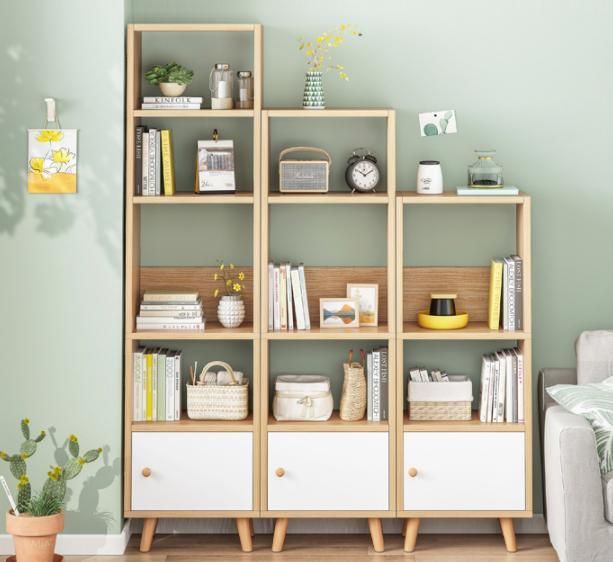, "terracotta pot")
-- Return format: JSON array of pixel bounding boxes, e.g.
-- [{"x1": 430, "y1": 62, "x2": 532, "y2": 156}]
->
[{"x1": 6, "y1": 510, "x2": 64, "y2": 562}]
